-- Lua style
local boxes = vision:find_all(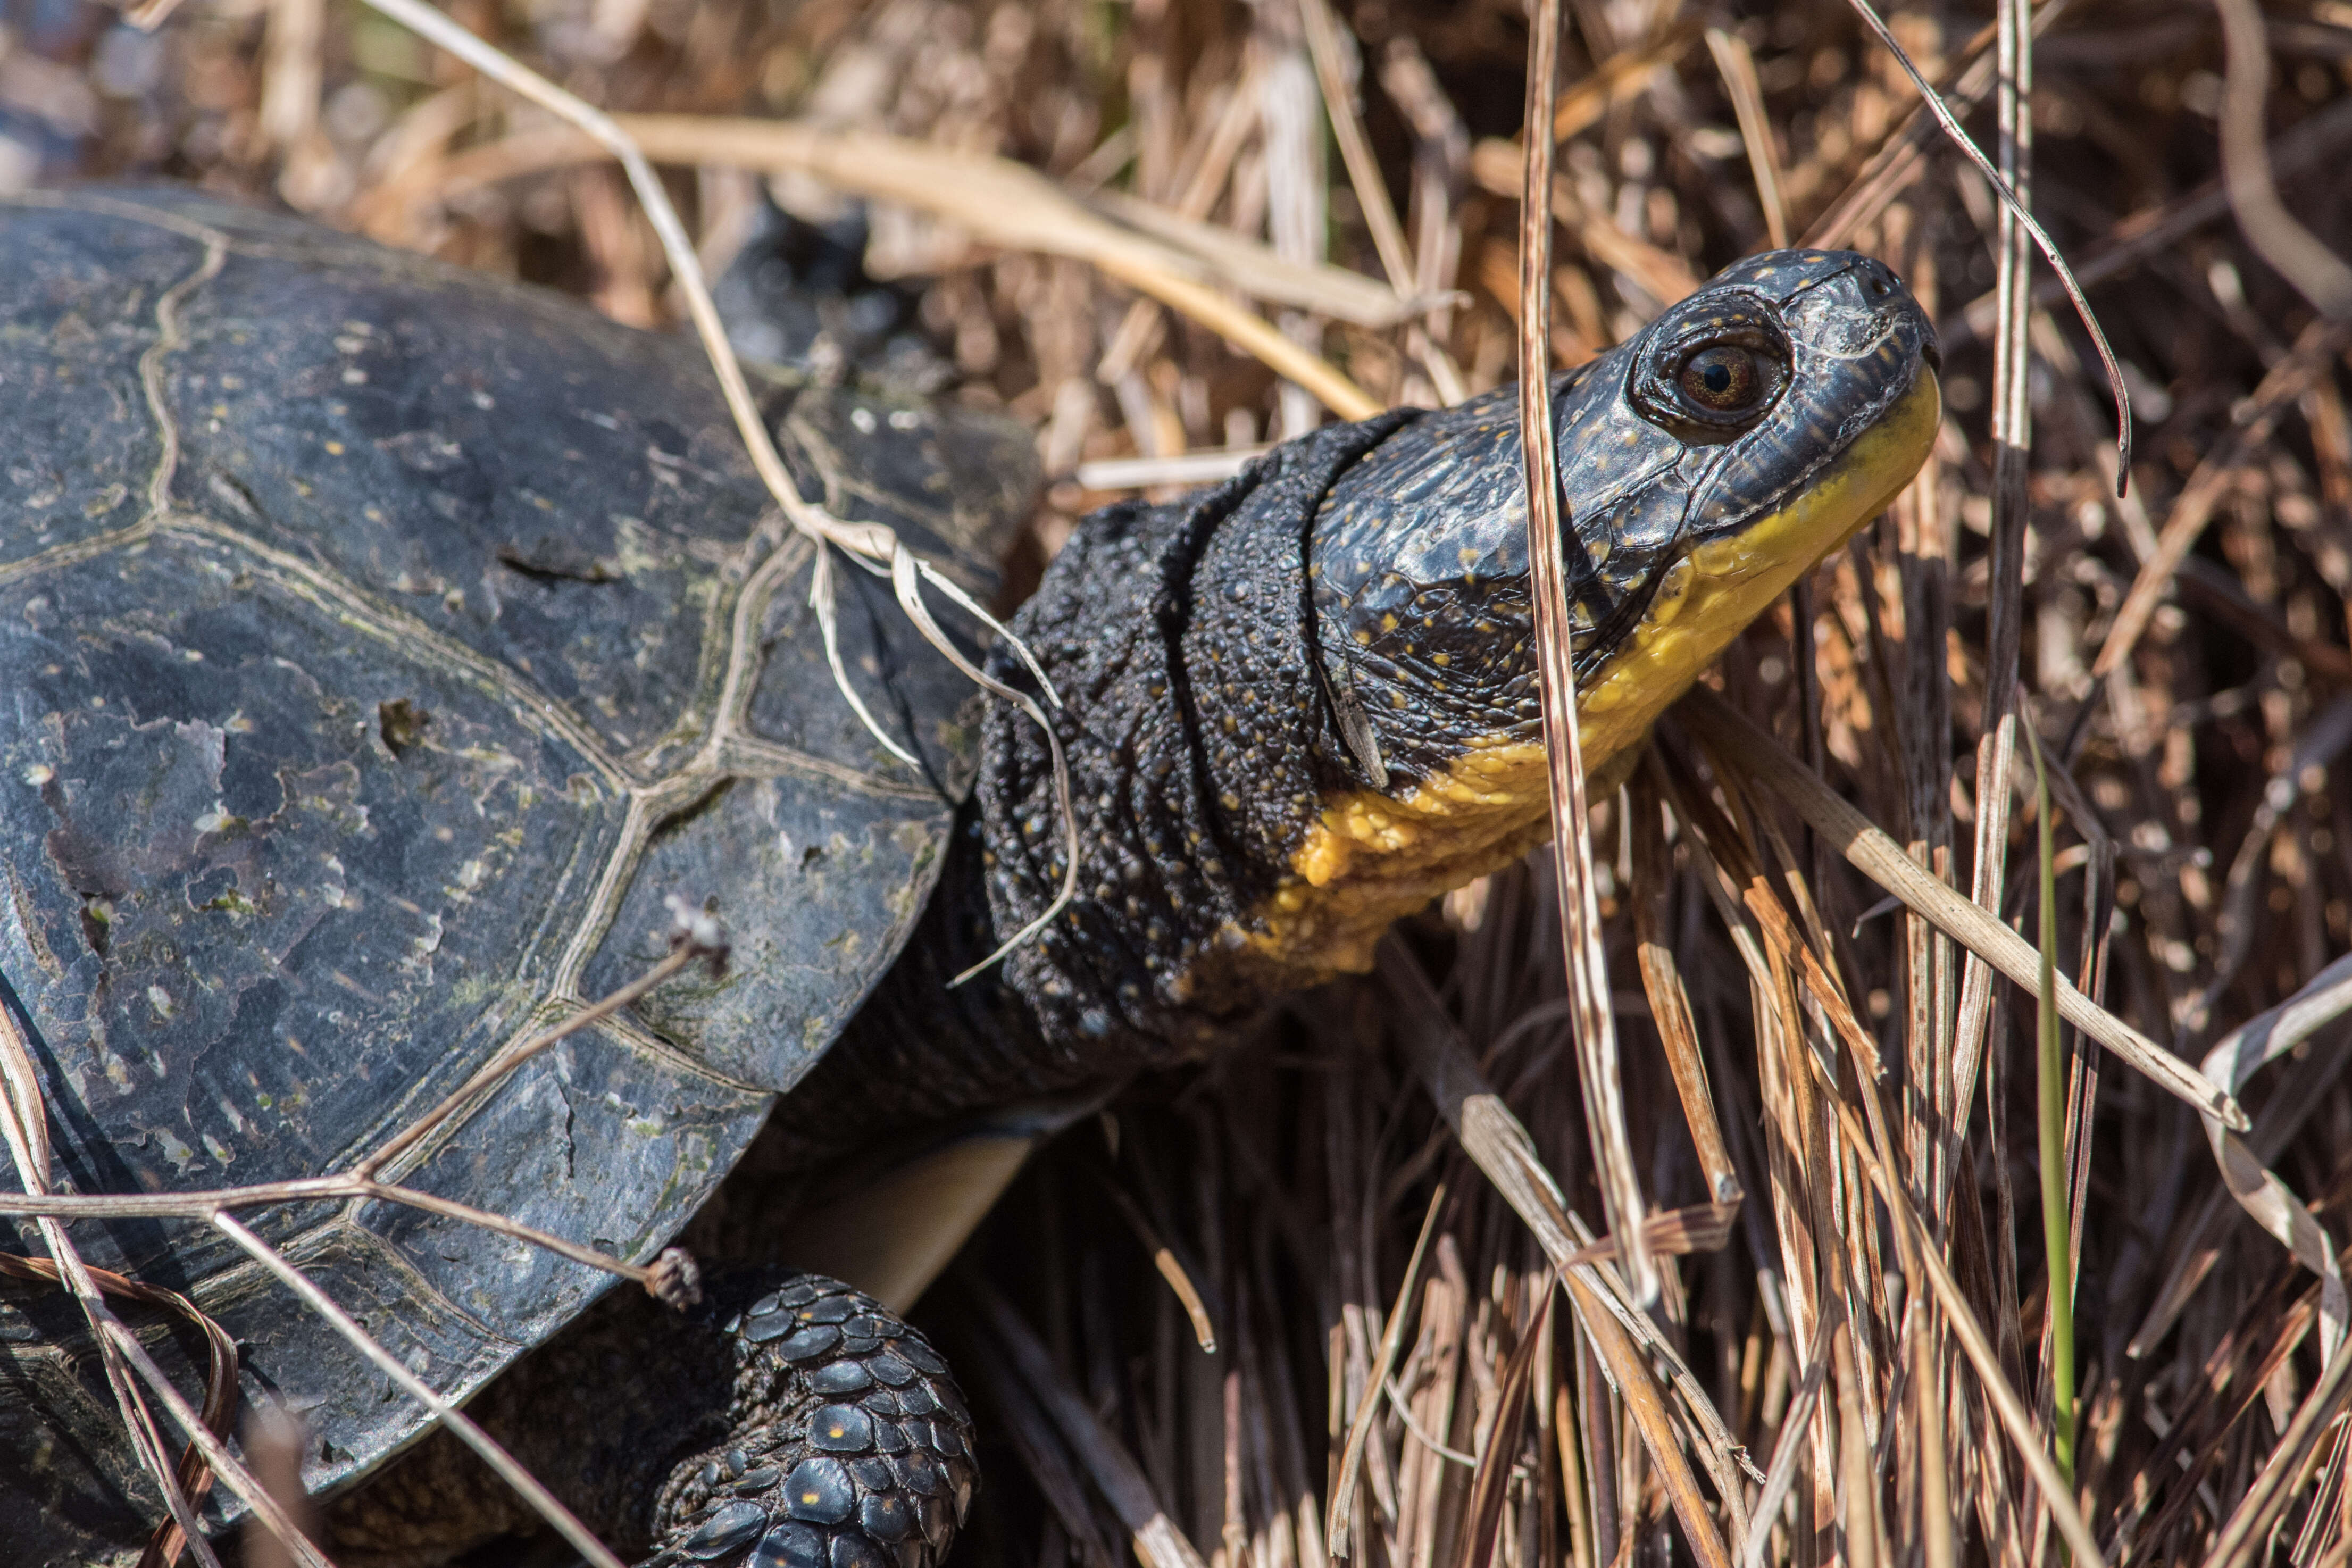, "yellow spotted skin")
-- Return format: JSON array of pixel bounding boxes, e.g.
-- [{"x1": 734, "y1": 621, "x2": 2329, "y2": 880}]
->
[{"x1": 1239, "y1": 368, "x2": 1940, "y2": 983}]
